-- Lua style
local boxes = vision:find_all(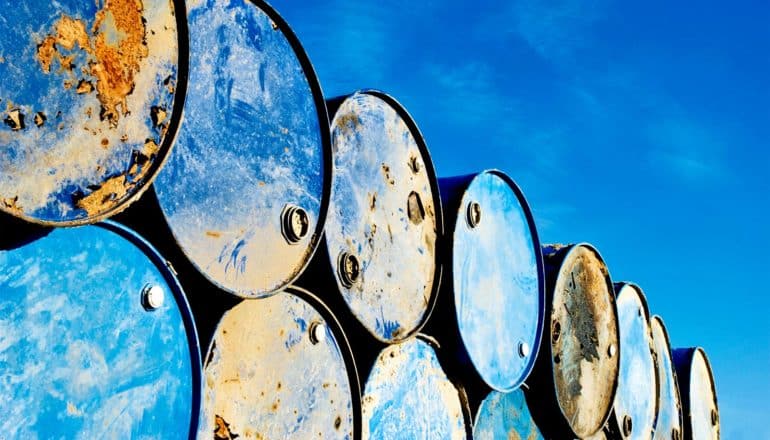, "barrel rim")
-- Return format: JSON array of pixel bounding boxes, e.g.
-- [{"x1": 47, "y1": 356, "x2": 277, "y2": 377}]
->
[
  {"x1": 673, "y1": 346, "x2": 719, "y2": 438},
  {"x1": 650, "y1": 314, "x2": 685, "y2": 436}
]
